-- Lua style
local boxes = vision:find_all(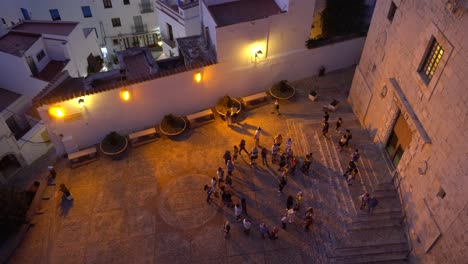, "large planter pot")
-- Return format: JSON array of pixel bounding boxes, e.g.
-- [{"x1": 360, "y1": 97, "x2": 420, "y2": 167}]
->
[
  {"x1": 270, "y1": 80, "x2": 295, "y2": 100},
  {"x1": 100, "y1": 132, "x2": 128, "y2": 160},
  {"x1": 215, "y1": 96, "x2": 242, "y2": 117},
  {"x1": 159, "y1": 114, "x2": 187, "y2": 136}
]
